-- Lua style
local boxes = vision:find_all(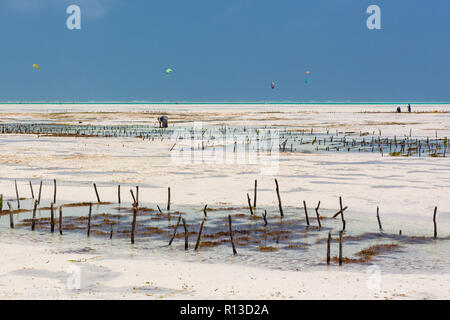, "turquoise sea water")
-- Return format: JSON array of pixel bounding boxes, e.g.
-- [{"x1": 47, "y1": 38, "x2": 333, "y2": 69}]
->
[{"x1": 0, "y1": 101, "x2": 450, "y2": 105}]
